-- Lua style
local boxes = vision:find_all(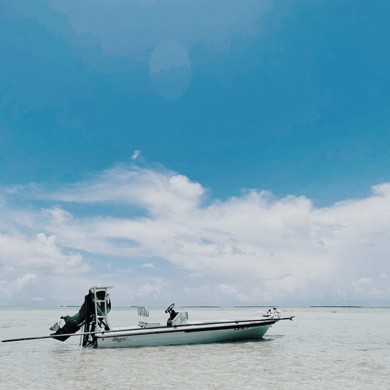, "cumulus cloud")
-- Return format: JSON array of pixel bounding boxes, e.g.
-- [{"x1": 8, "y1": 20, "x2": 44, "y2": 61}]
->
[
  {"x1": 13, "y1": 273, "x2": 36, "y2": 288},
  {"x1": 0, "y1": 229, "x2": 91, "y2": 304},
  {"x1": 1, "y1": 163, "x2": 390, "y2": 305},
  {"x1": 0, "y1": 232, "x2": 87, "y2": 274},
  {"x1": 39, "y1": 165, "x2": 205, "y2": 216}
]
